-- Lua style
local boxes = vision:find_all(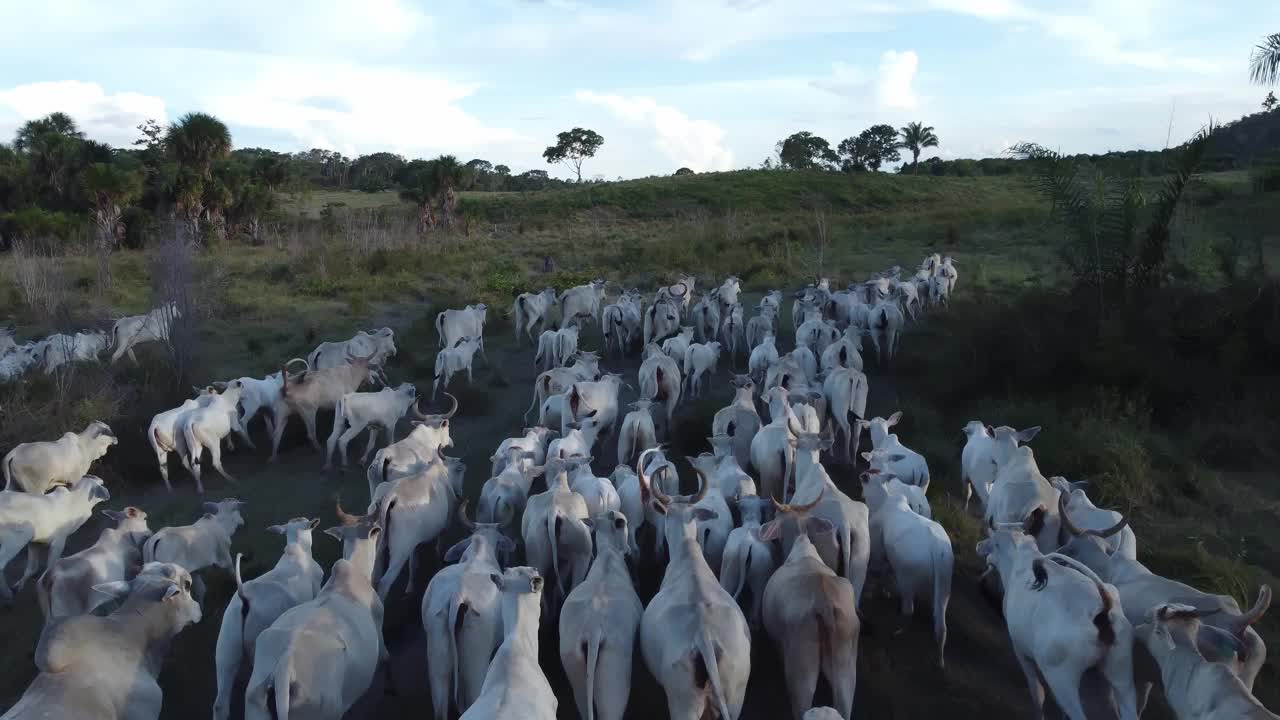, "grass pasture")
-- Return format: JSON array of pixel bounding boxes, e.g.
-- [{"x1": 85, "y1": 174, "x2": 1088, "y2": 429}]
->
[{"x1": 1, "y1": 168, "x2": 1279, "y2": 718}]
